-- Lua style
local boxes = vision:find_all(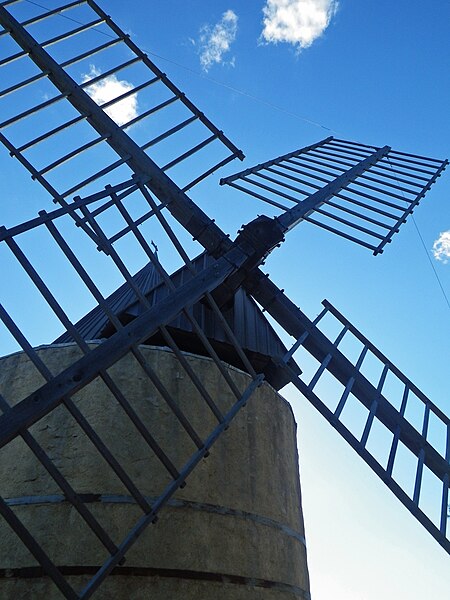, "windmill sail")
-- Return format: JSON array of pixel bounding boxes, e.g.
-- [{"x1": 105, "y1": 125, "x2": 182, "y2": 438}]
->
[
  {"x1": 0, "y1": 182, "x2": 284, "y2": 598},
  {"x1": 252, "y1": 282, "x2": 450, "y2": 554},
  {"x1": 221, "y1": 137, "x2": 448, "y2": 254},
  {"x1": 0, "y1": 0, "x2": 243, "y2": 250}
]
